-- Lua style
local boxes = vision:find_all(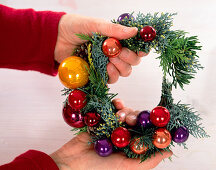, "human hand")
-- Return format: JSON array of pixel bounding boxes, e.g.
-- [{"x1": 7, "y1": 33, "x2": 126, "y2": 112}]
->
[
  {"x1": 54, "y1": 14, "x2": 148, "y2": 84},
  {"x1": 50, "y1": 99, "x2": 172, "y2": 170}
]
